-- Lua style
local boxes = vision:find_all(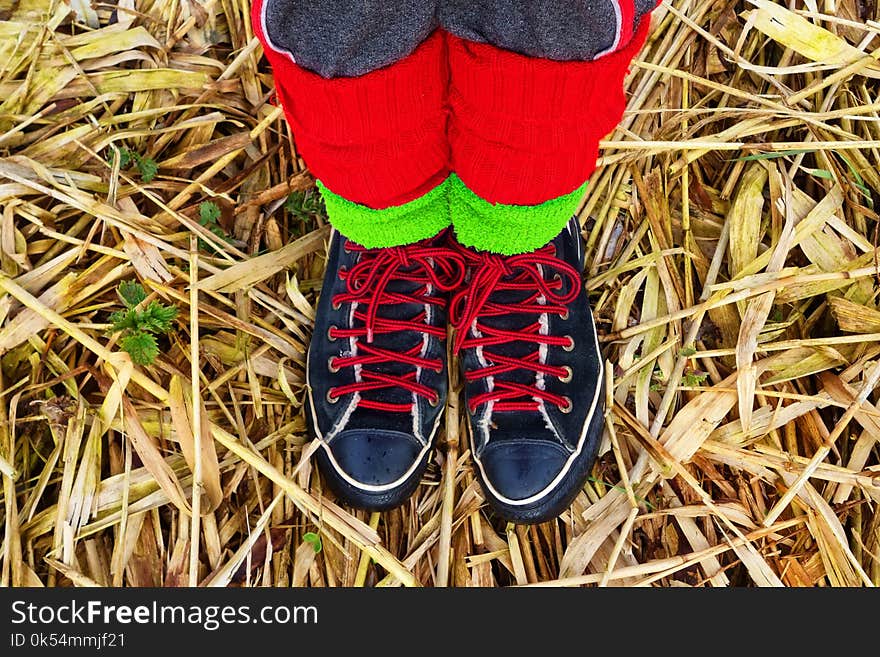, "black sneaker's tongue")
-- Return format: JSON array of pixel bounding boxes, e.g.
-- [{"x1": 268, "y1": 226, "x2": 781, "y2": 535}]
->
[
  {"x1": 345, "y1": 269, "x2": 431, "y2": 435},
  {"x1": 475, "y1": 271, "x2": 554, "y2": 436}
]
